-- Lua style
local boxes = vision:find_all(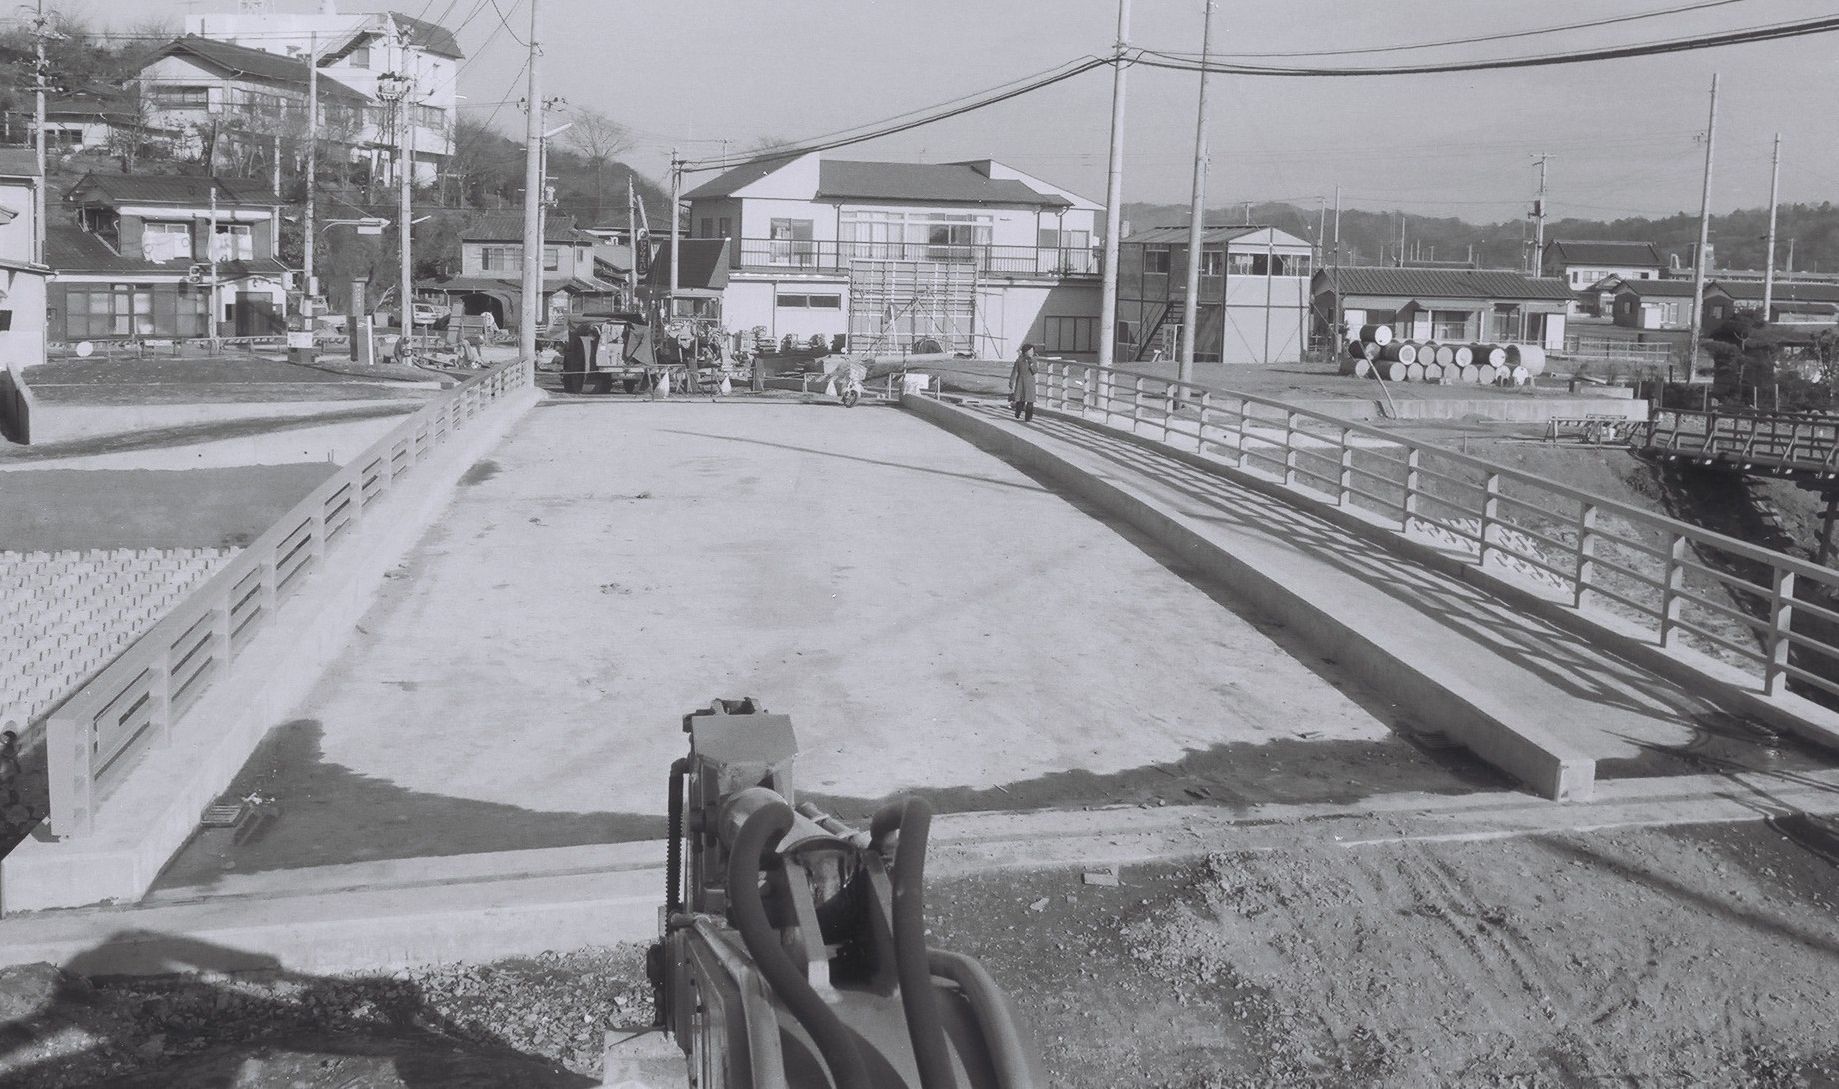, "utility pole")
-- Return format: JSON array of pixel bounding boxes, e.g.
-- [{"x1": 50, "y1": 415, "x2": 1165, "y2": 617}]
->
[
  {"x1": 1178, "y1": 0, "x2": 1215, "y2": 392},
  {"x1": 31, "y1": 0, "x2": 48, "y2": 266},
  {"x1": 1687, "y1": 73, "x2": 1718, "y2": 380},
  {"x1": 669, "y1": 150, "x2": 681, "y2": 317},
  {"x1": 304, "y1": 32, "x2": 318, "y2": 315},
  {"x1": 1764, "y1": 131, "x2": 1781, "y2": 319},
  {"x1": 398, "y1": 76, "x2": 413, "y2": 349},
  {"x1": 1531, "y1": 153, "x2": 1550, "y2": 274},
  {"x1": 207, "y1": 179, "x2": 219, "y2": 340},
  {"x1": 1096, "y1": 0, "x2": 1131, "y2": 370},
  {"x1": 518, "y1": 0, "x2": 542, "y2": 364}
]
